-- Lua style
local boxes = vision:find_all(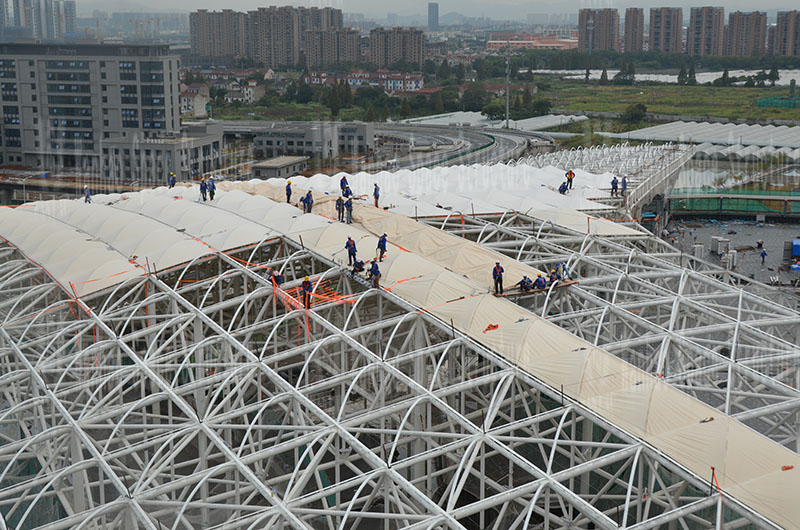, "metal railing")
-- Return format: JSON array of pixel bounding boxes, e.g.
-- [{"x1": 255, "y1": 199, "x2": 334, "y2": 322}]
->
[{"x1": 626, "y1": 144, "x2": 696, "y2": 214}]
